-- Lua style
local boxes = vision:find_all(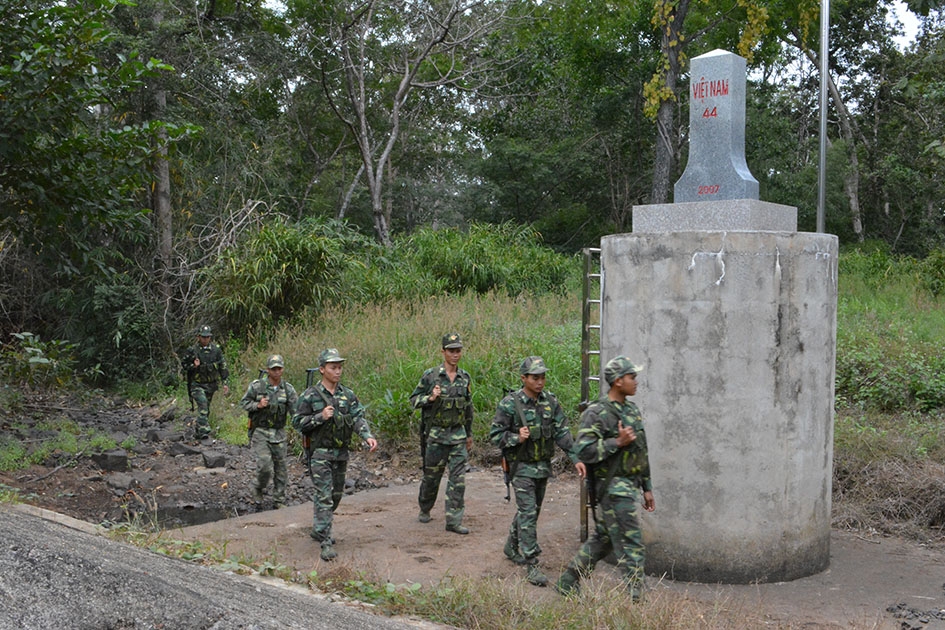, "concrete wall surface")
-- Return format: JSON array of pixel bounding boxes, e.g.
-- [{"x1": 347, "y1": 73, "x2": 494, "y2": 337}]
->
[{"x1": 600, "y1": 230, "x2": 838, "y2": 583}]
